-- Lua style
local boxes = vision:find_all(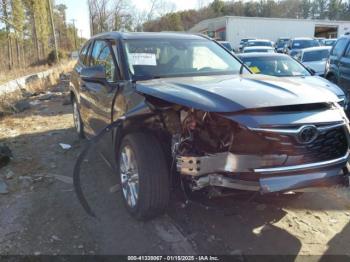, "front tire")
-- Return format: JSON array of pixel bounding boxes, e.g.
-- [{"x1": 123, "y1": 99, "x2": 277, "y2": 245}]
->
[
  {"x1": 72, "y1": 97, "x2": 85, "y2": 138},
  {"x1": 118, "y1": 133, "x2": 170, "y2": 220}
]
